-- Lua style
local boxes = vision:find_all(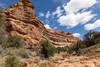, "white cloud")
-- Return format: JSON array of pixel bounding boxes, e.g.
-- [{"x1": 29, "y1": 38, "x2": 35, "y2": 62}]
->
[
  {"x1": 53, "y1": 27, "x2": 57, "y2": 29},
  {"x1": 63, "y1": 0, "x2": 97, "y2": 13},
  {"x1": 44, "y1": 0, "x2": 98, "y2": 30},
  {"x1": 44, "y1": 24, "x2": 52, "y2": 29},
  {"x1": 39, "y1": 12, "x2": 44, "y2": 17},
  {"x1": 84, "y1": 19, "x2": 100, "y2": 30},
  {"x1": 52, "y1": 6, "x2": 63, "y2": 17},
  {"x1": 46, "y1": 11, "x2": 51, "y2": 18},
  {"x1": 58, "y1": 11, "x2": 96, "y2": 28},
  {"x1": 57, "y1": 0, "x2": 97, "y2": 29},
  {"x1": 73, "y1": 33, "x2": 80, "y2": 37}
]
